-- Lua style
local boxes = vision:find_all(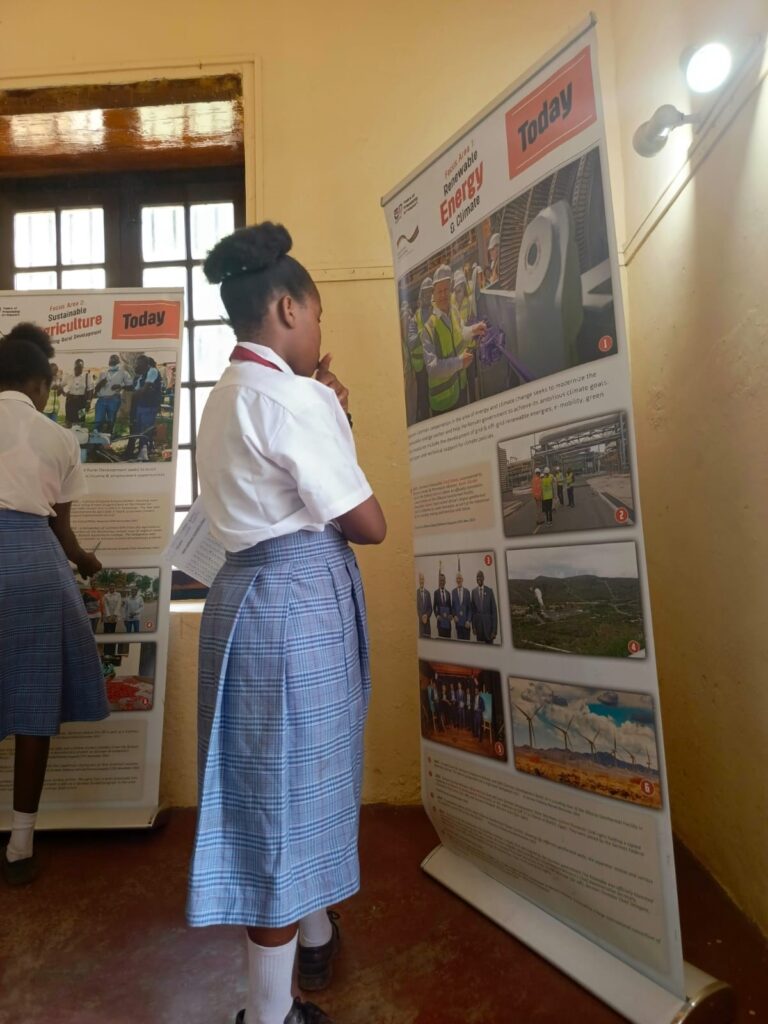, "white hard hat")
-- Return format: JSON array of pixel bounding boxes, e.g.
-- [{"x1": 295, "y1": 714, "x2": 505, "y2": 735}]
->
[
  {"x1": 543, "y1": 466, "x2": 550, "y2": 473},
  {"x1": 488, "y1": 233, "x2": 500, "y2": 250},
  {"x1": 453, "y1": 269, "x2": 467, "y2": 289},
  {"x1": 534, "y1": 468, "x2": 541, "y2": 474},
  {"x1": 432, "y1": 264, "x2": 453, "y2": 285},
  {"x1": 419, "y1": 276, "x2": 433, "y2": 293}
]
